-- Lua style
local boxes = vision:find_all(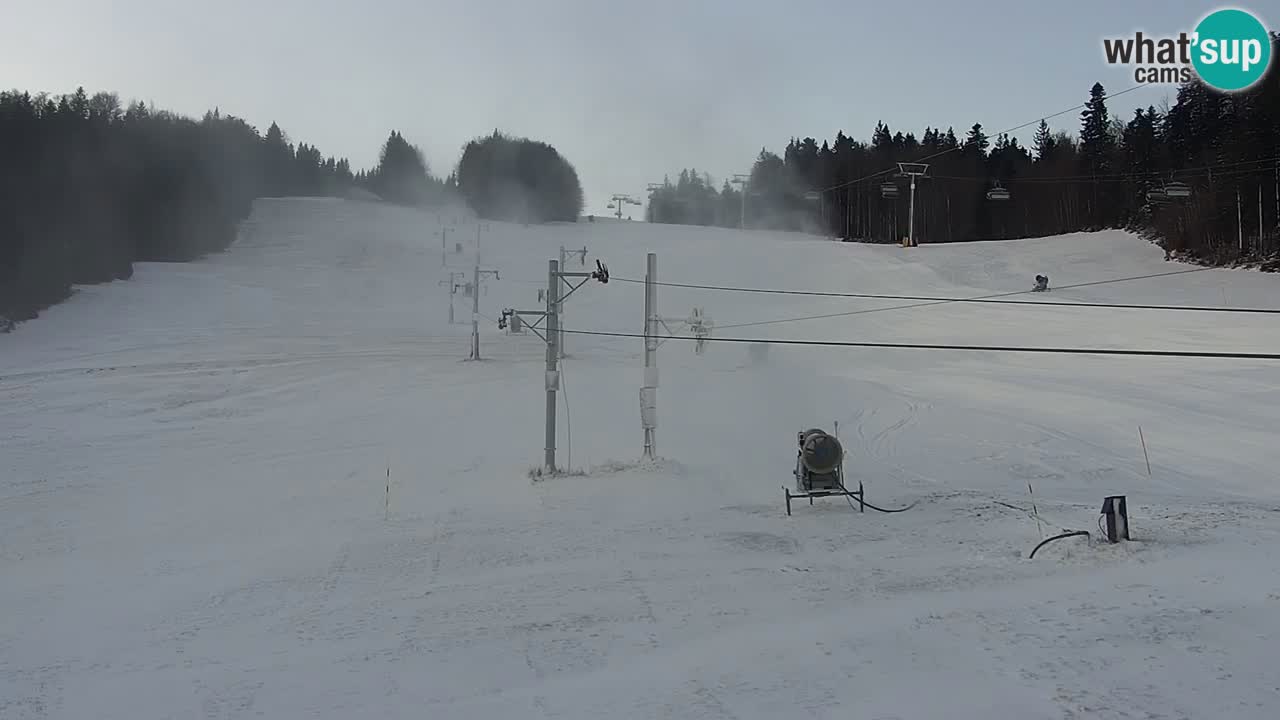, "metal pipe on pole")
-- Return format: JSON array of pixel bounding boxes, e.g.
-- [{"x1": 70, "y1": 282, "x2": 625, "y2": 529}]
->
[
  {"x1": 545, "y1": 259, "x2": 561, "y2": 472},
  {"x1": 1238, "y1": 189, "x2": 1244, "y2": 253},
  {"x1": 610, "y1": 194, "x2": 641, "y2": 220},
  {"x1": 476, "y1": 222, "x2": 489, "y2": 260},
  {"x1": 466, "y1": 264, "x2": 499, "y2": 360},
  {"x1": 731, "y1": 174, "x2": 749, "y2": 229},
  {"x1": 471, "y1": 262, "x2": 481, "y2": 359},
  {"x1": 846, "y1": 186, "x2": 852, "y2": 239},
  {"x1": 502, "y1": 256, "x2": 607, "y2": 474},
  {"x1": 908, "y1": 175, "x2": 917, "y2": 247},
  {"x1": 896, "y1": 163, "x2": 929, "y2": 247},
  {"x1": 558, "y1": 246, "x2": 567, "y2": 359},
  {"x1": 642, "y1": 253, "x2": 658, "y2": 459}
]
